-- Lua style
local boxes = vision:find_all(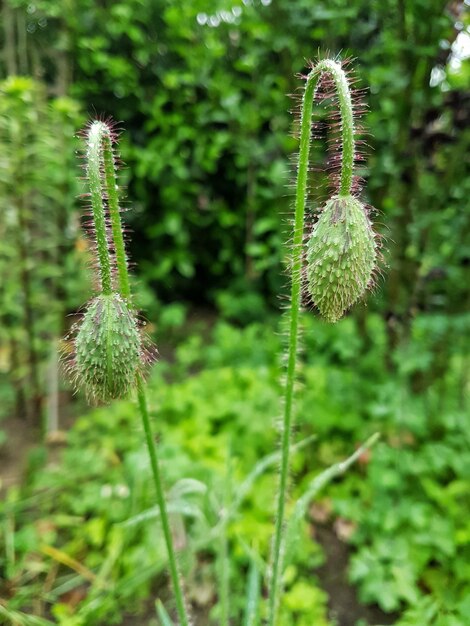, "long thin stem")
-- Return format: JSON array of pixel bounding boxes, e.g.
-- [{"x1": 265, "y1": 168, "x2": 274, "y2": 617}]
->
[
  {"x1": 137, "y1": 379, "x2": 190, "y2": 626},
  {"x1": 268, "y1": 59, "x2": 355, "y2": 626}
]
